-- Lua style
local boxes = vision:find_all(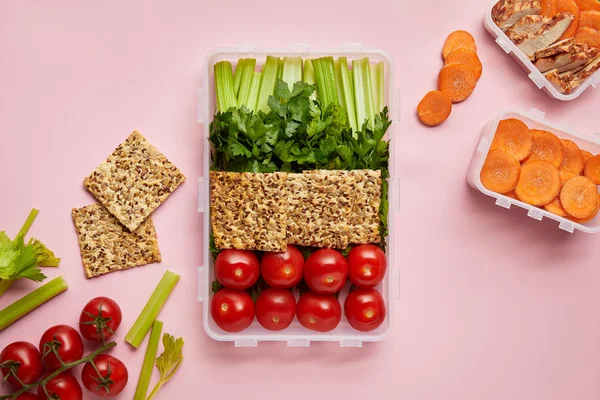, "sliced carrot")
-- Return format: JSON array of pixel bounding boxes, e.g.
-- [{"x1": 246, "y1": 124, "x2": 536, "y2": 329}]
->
[
  {"x1": 417, "y1": 91, "x2": 452, "y2": 126},
  {"x1": 480, "y1": 149, "x2": 521, "y2": 194},
  {"x1": 444, "y1": 48, "x2": 483, "y2": 80},
  {"x1": 560, "y1": 175, "x2": 598, "y2": 218},
  {"x1": 544, "y1": 195, "x2": 570, "y2": 217},
  {"x1": 581, "y1": 150, "x2": 593, "y2": 162},
  {"x1": 569, "y1": 192, "x2": 600, "y2": 223},
  {"x1": 490, "y1": 118, "x2": 533, "y2": 161},
  {"x1": 580, "y1": 10, "x2": 600, "y2": 29},
  {"x1": 575, "y1": 26, "x2": 600, "y2": 47},
  {"x1": 542, "y1": 0, "x2": 559, "y2": 16},
  {"x1": 575, "y1": 0, "x2": 600, "y2": 12},
  {"x1": 438, "y1": 63, "x2": 477, "y2": 103},
  {"x1": 557, "y1": 0, "x2": 581, "y2": 40},
  {"x1": 527, "y1": 129, "x2": 565, "y2": 168},
  {"x1": 515, "y1": 160, "x2": 561, "y2": 206},
  {"x1": 442, "y1": 31, "x2": 477, "y2": 60},
  {"x1": 559, "y1": 139, "x2": 585, "y2": 182},
  {"x1": 584, "y1": 154, "x2": 600, "y2": 183},
  {"x1": 505, "y1": 190, "x2": 520, "y2": 200}
]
